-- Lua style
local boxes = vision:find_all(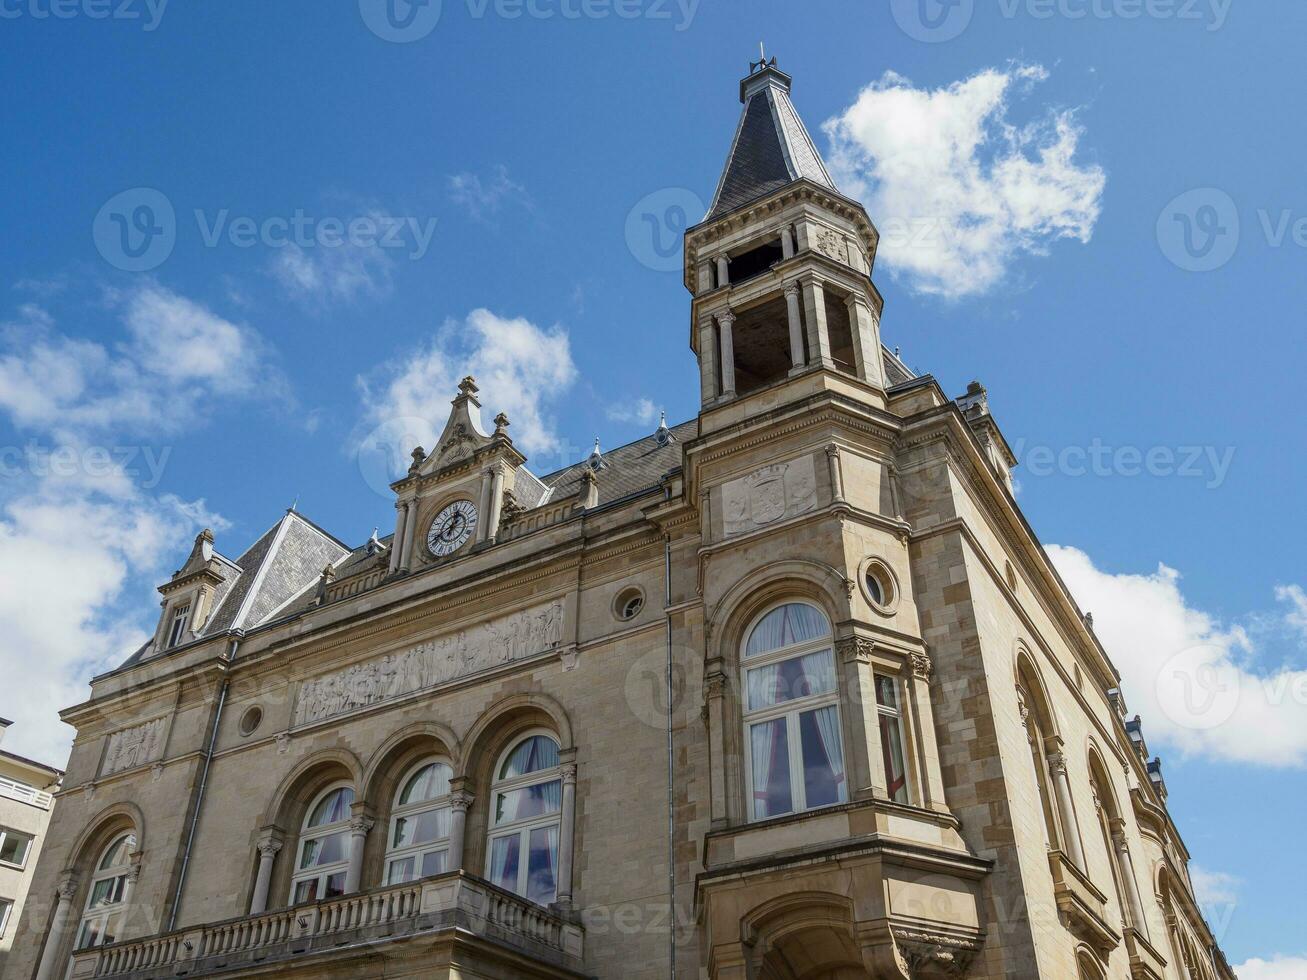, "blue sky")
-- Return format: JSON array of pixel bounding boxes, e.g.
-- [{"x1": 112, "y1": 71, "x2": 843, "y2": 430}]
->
[{"x1": 1, "y1": 0, "x2": 1304, "y2": 973}]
